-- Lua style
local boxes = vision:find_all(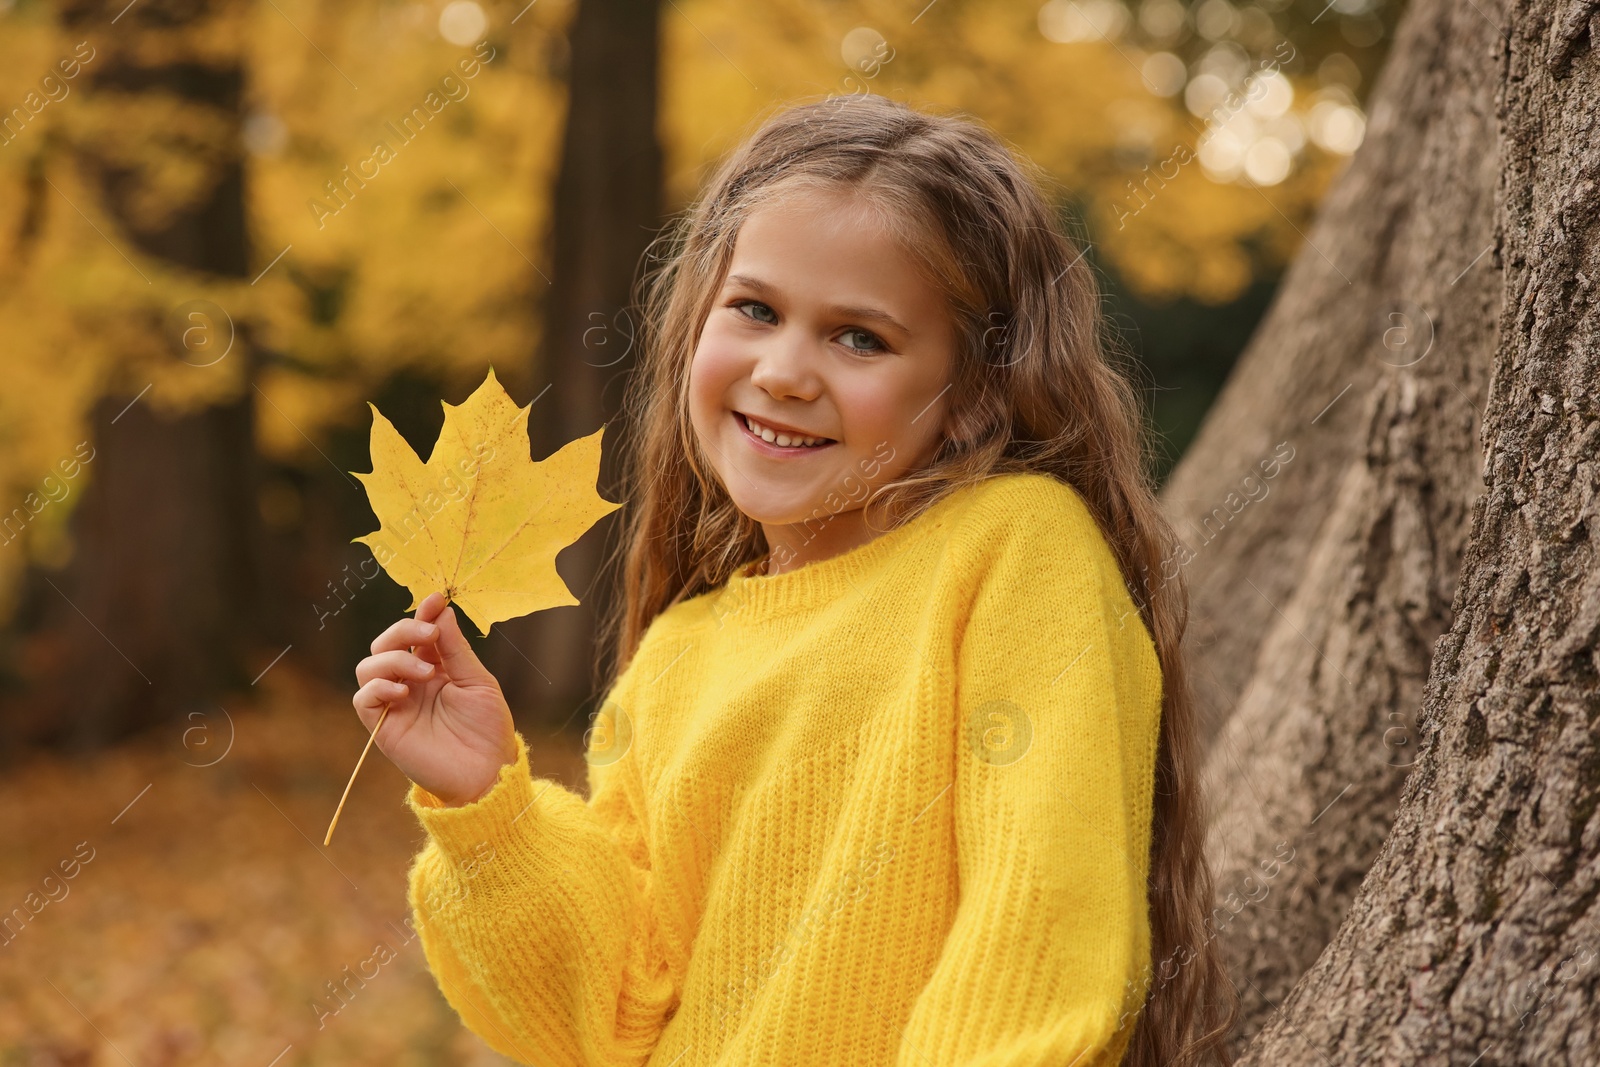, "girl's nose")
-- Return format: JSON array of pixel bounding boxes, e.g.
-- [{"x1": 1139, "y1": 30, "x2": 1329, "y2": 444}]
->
[{"x1": 748, "y1": 333, "x2": 823, "y2": 400}]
